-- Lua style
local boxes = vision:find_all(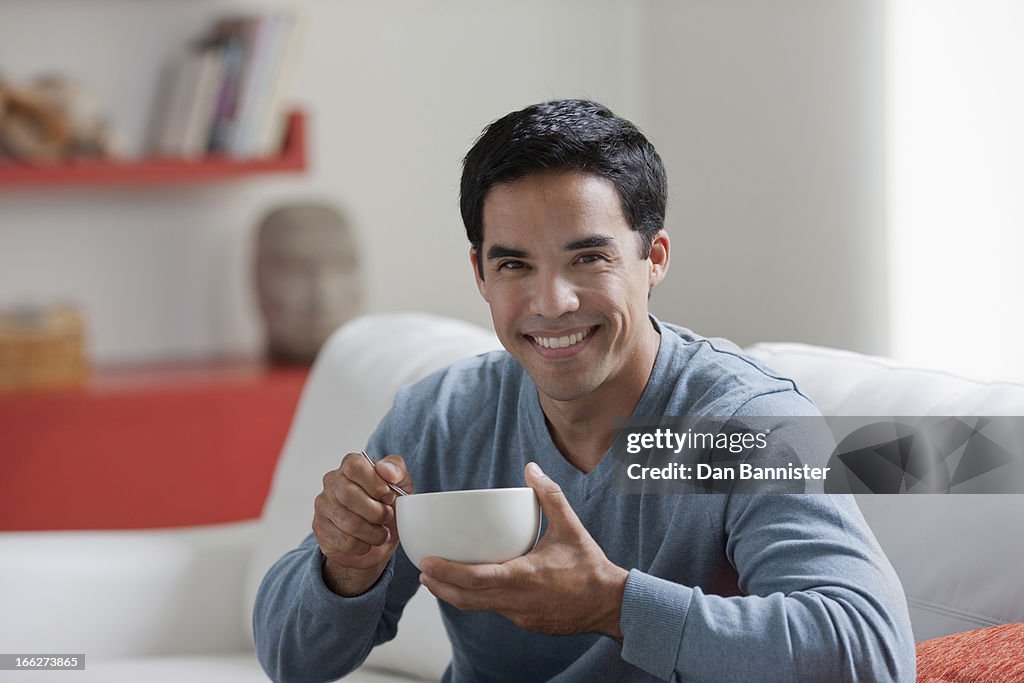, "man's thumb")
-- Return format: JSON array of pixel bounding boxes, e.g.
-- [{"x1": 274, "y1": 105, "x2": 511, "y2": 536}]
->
[{"x1": 525, "y1": 462, "x2": 576, "y2": 528}]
